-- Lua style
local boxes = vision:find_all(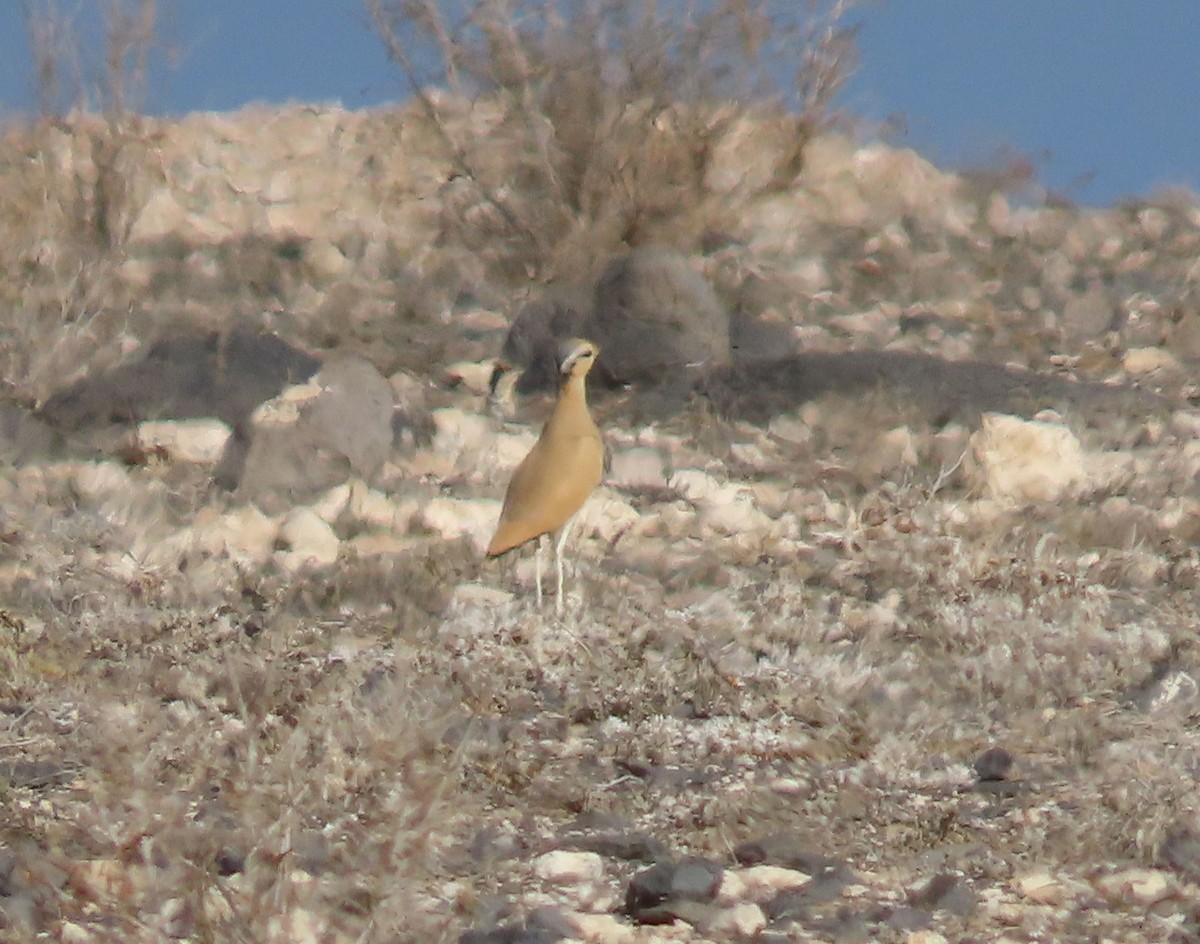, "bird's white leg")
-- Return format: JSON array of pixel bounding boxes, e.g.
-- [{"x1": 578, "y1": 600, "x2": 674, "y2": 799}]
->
[
  {"x1": 554, "y1": 515, "x2": 576, "y2": 615},
  {"x1": 535, "y1": 536, "x2": 545, "y2": 608}
]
